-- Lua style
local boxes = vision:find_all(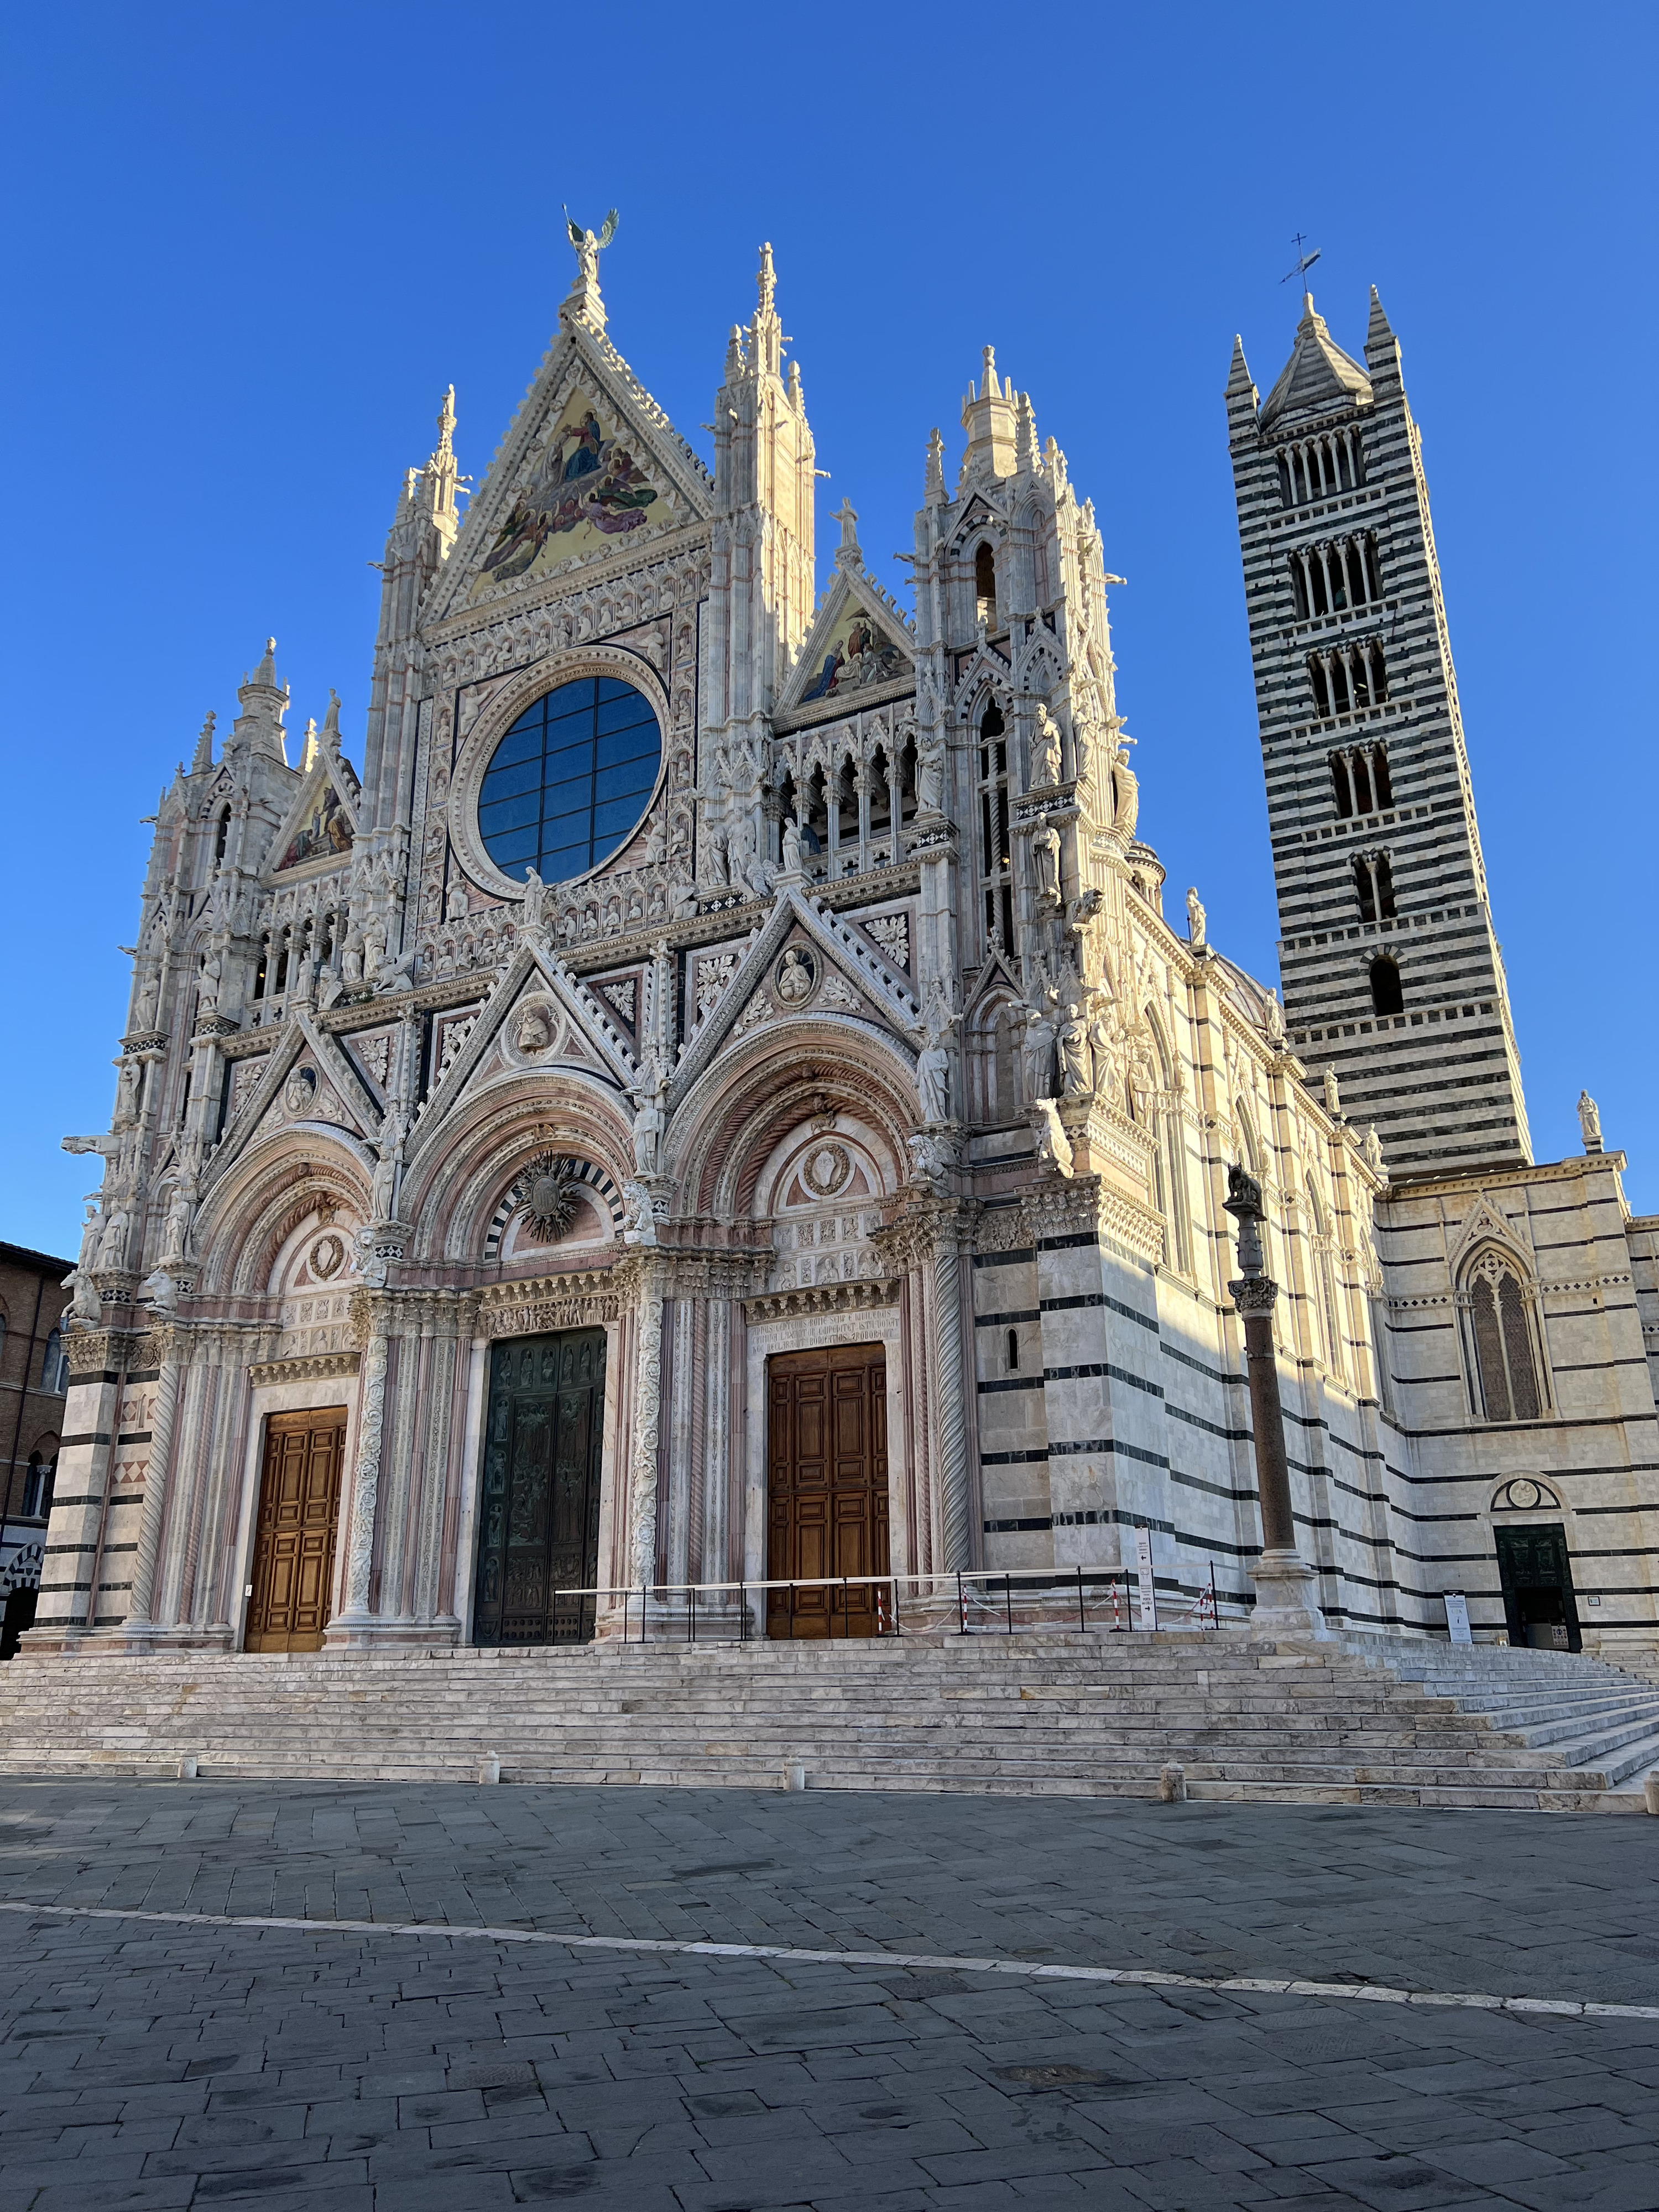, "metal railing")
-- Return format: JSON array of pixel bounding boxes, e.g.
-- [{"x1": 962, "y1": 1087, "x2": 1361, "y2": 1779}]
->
[{"x1": 555, "y1": 1563, "x2": 1221, "y2": 1645}]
